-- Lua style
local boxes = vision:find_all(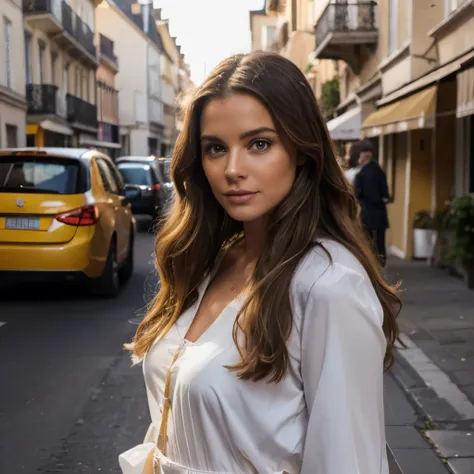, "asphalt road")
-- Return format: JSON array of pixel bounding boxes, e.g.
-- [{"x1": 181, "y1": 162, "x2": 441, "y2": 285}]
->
[{"x1": 0, "y1": 217, "x2": 156, "y2": 474}]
